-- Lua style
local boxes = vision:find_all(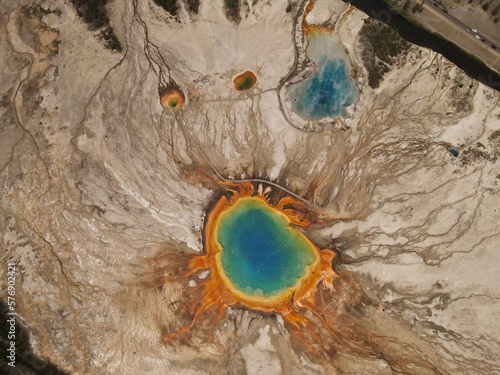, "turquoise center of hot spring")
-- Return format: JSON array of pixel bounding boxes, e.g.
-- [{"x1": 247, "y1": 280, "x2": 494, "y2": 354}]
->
[{"x1": 217, "y1": 198, "x2": 317, "y2": 297}]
